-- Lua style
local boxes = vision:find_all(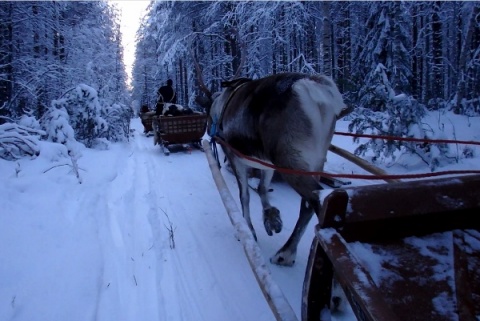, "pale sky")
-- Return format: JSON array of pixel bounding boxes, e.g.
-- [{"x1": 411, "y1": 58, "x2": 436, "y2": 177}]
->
[{"x1": 111, "y1": 1, "x2": 150, "y2": 87}]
